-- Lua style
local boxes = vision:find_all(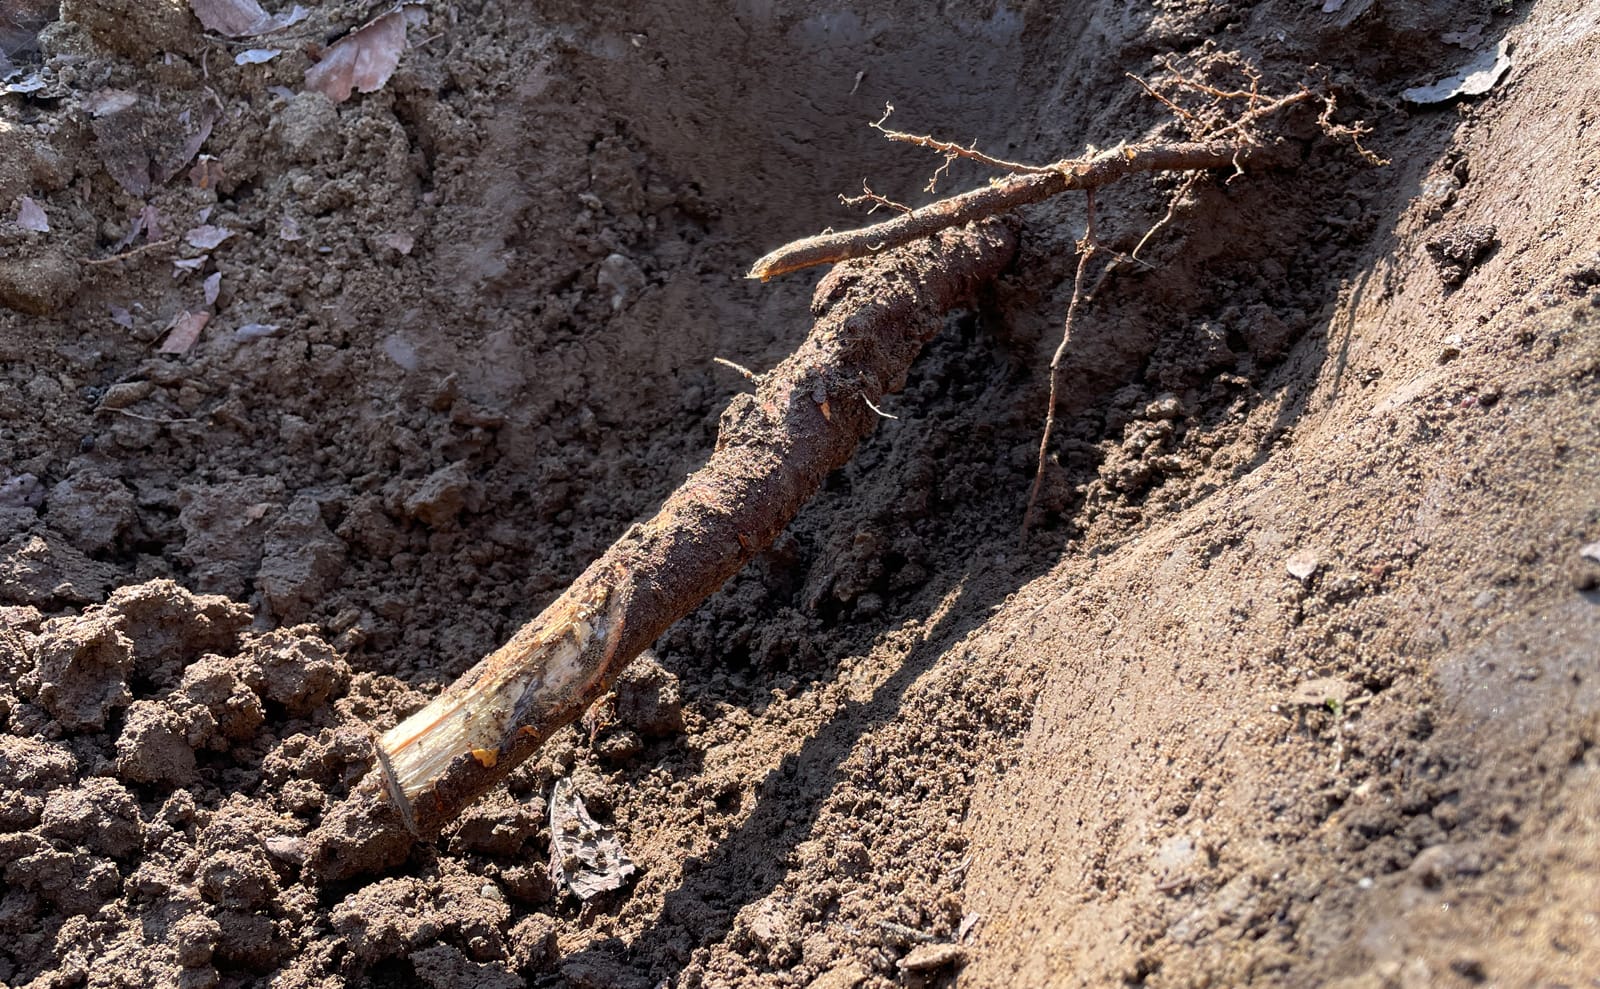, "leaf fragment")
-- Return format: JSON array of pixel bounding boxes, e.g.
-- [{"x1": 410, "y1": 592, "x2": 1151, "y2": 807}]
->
[
  {"x1": 235, "y1": 322, "x2": 280, "y2": 340},
  {"x1": 15, "y1": 196, "x2": 48, "y2": 232},
  {"x1": 547, "y1": 778, "x2": 637, "y2": 900},
  {"x1": 159, "y1": 310, "x2": 211, "y2": 354},
  {"x1": 189, "y1": 0, "x2": 308, "y2": 38},
  {"x1": 1402, "y1": 40, "x2": 1513, "y2": 104},
  {"x1": 189, "y1": 155, "x2": 225, "y2": 190},
  {"x1": 84, "y1": 88, "x2": 139, "y2": 117},
  {"x1": 184, "y1": 224, "x2": 235, "y2": 250},
  {"x1": 303, "y1": 8, "x2": 411, "y2": 103}
]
